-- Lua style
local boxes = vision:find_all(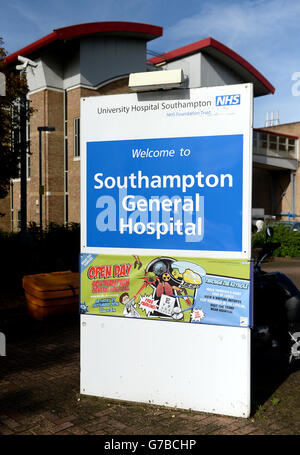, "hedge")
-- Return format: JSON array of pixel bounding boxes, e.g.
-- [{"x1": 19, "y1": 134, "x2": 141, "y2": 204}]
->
[{"x1": 252, "y1": 224, "x2": 300, "y2": 257}]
